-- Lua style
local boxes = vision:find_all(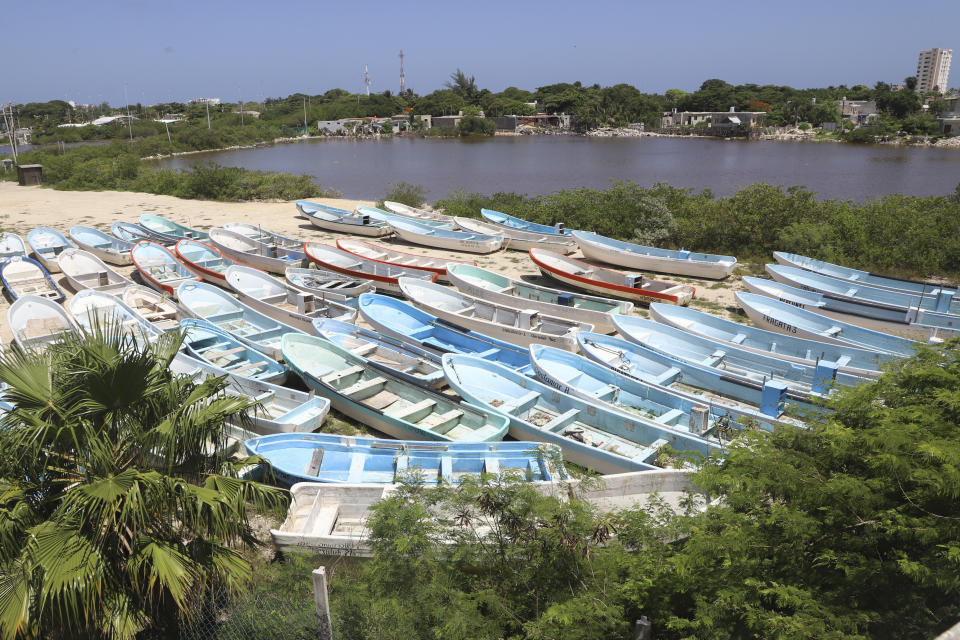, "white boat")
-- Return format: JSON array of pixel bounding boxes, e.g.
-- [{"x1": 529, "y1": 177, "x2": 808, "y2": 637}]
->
[
  {"x1": 69, "y1": 289, "x2": 162, "y2": 343},
  {"x1": 387, "y1": 217, "x2": 503, "y2": 254},
  {"x1": 304, "y1": 243, "x2": 435, "y2": 294},
  {"x1": 398, "y1": 277, "x2": 591, "y2": 352},
  {"x1": 26, "y1": 227, "x2": 76, "y2": 274},
  {"x1": 453, "y1": 217, "x2": 578, "y2": 254},
  {"x1": 297, "y1": 201, "x2": 392, "y2": 237},
  {"x1": 271, "y1": 470, "x2": 698, "y2": 555},
  {"x1": 69, "y1": 226, "x2": 134, "y2": 266},
  {"x1": 121, "y1": 284, "x2": 181, "y2": 332},
  {"x1": 383, "y1": 200, "x2": 456, "y2": 224},
  {"x1": 573, "y1": 231, "x2": 737, "y2": 279},
  {"x1": 336, "y1": 237, "x2": 477, "y2": 283},
  {"x1": 58, "y1": 249, "x2": 132, "y2": 293},
  {"x1": 0, "y1": 233, "x2": 28, "y2": 260},
  {"x1": 209, "y1": 228, "x2": 307, "y2": 274},
  {"x1": 9, "y1": 295, "x2": 77, "y2": 352},
  {"x1": 445, "y1": 263, "x2": 632, "y2": 334},
  {"x1": 222, "y1": 223, "x2": 303, "y2": 251},
  {"x1": 285, "y1": 267, "x2": 375, "y2": 302},
  {"x1": 224, "y1": 265, "x2": 357, "y2": 333}
]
